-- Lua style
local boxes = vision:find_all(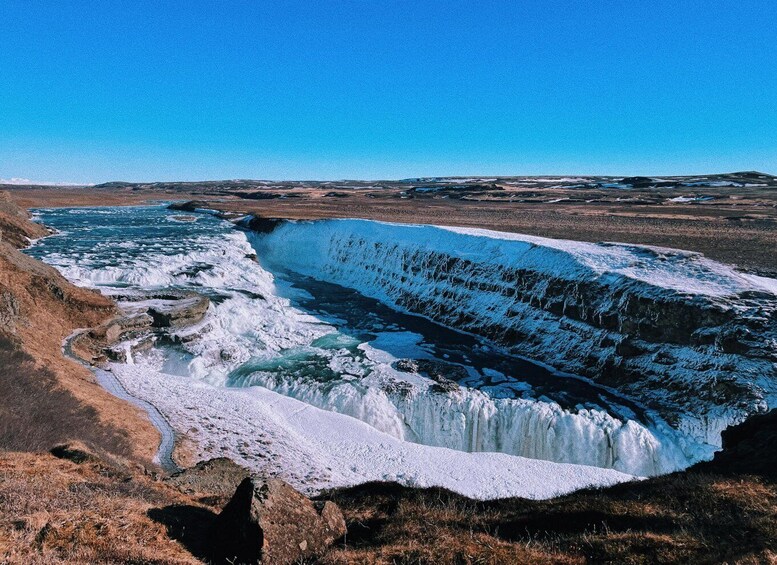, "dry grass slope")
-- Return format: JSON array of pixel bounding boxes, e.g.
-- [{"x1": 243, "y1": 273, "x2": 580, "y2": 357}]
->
[
  {"x1": 320, "y1": 472, "x2": 776, "y2": 564},
  {"x1": 0, "y1": 336, "x2": 131, "y2": 455},
  {"x1": 0, "y1": 450, "x2": 204, "y2": 564},
  {"x1": 0, "y1": 191, "x2": 160, "y2": 463}
]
